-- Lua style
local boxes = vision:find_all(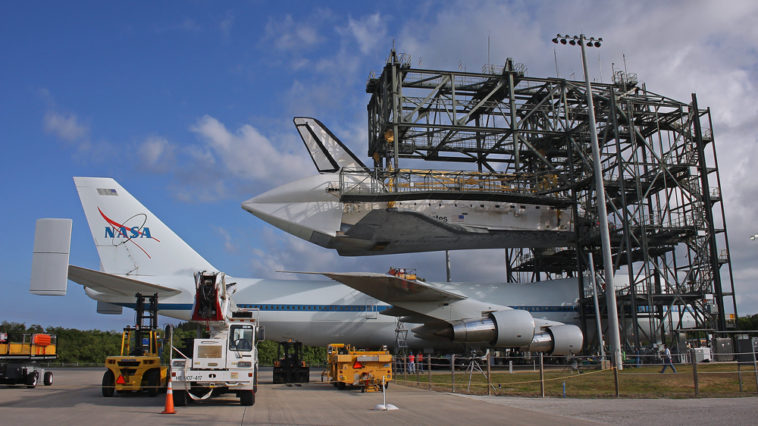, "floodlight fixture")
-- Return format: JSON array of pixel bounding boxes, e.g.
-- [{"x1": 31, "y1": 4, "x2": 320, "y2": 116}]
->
[{"x1": 553, "y1": 34, "x2": 603, "y2": 48}]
